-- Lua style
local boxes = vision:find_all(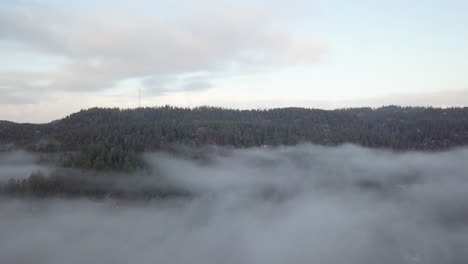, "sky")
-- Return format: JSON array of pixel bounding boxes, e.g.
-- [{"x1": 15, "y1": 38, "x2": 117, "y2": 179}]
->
[{"x1": 1, "y1": 0, "x2": 467, "y2": 123}]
